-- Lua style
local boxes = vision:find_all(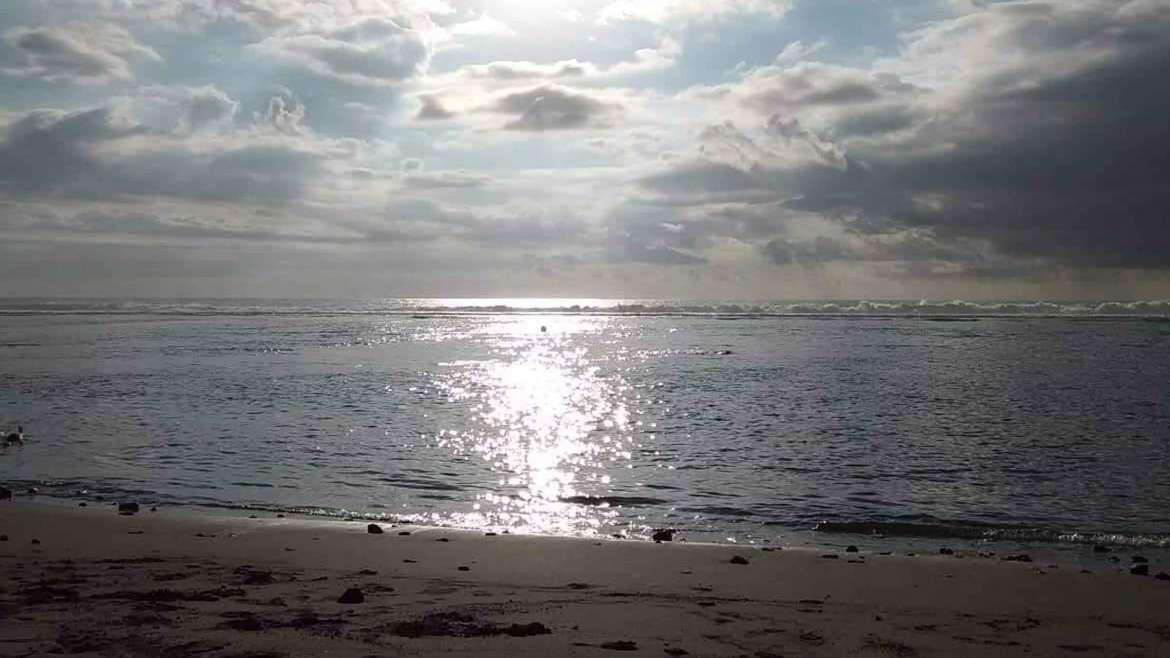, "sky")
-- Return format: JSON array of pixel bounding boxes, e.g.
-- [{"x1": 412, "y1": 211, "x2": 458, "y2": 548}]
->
[{"x1": 1, "y1": 0, "x2": 1168, "y2": 300}]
